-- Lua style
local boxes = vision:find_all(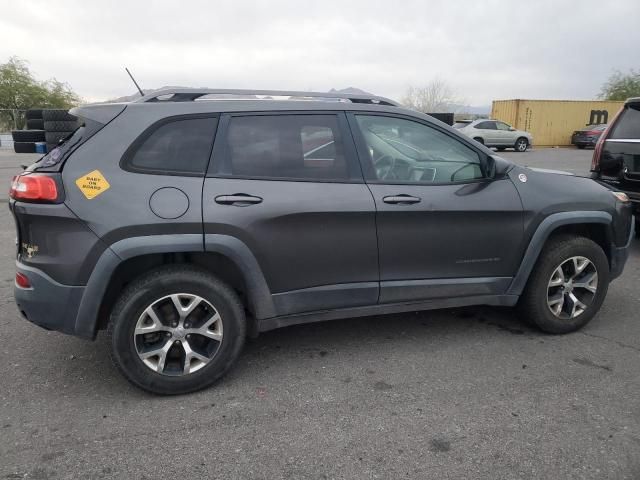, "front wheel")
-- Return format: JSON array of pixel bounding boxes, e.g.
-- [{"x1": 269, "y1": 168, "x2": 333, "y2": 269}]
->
[
  {"x1": 518, "y1": 235, "x2": 609, "y2": 334},
  {"x1": 108, "y1": 266, "x2": 246, "y2": 394},
  {"x1": 515, "y1": 137, "x2": 529, "y2": 152}
]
